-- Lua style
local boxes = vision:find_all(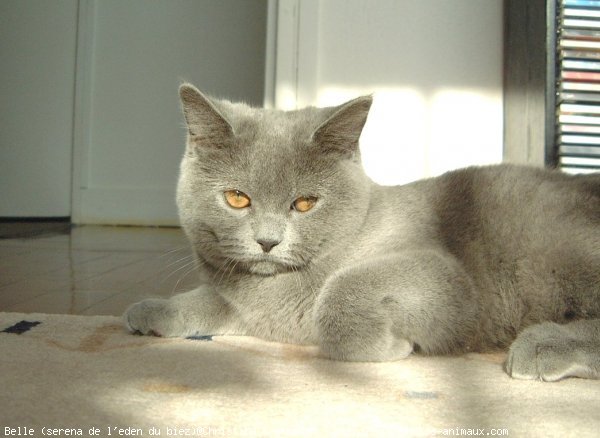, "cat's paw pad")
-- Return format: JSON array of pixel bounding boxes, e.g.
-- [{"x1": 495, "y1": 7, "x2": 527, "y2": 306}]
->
[
  {"x1": 123, "y1": 299, "x2": 184, "y2": 338},
  {"x1": 505, "y1": 322, "x2": 581, "y2": 381}
]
